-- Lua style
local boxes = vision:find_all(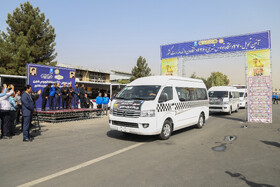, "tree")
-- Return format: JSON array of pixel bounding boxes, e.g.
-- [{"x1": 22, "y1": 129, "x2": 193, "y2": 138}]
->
[
  {"x1": 206, "y1": 72, "x2": 230, "y2": 89},
  {"x1": 0, "y1": 1, "x2": 57, "y2": 75},
  {"x1": 130, "y1": 56, "x2": 151, "y2": 81},
  {"x1": 190, "y1": 72, "x2": 207, "y2": 87},
  {"x1": 117, "y1": 79, "x2": 130, "y2": 84}
]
